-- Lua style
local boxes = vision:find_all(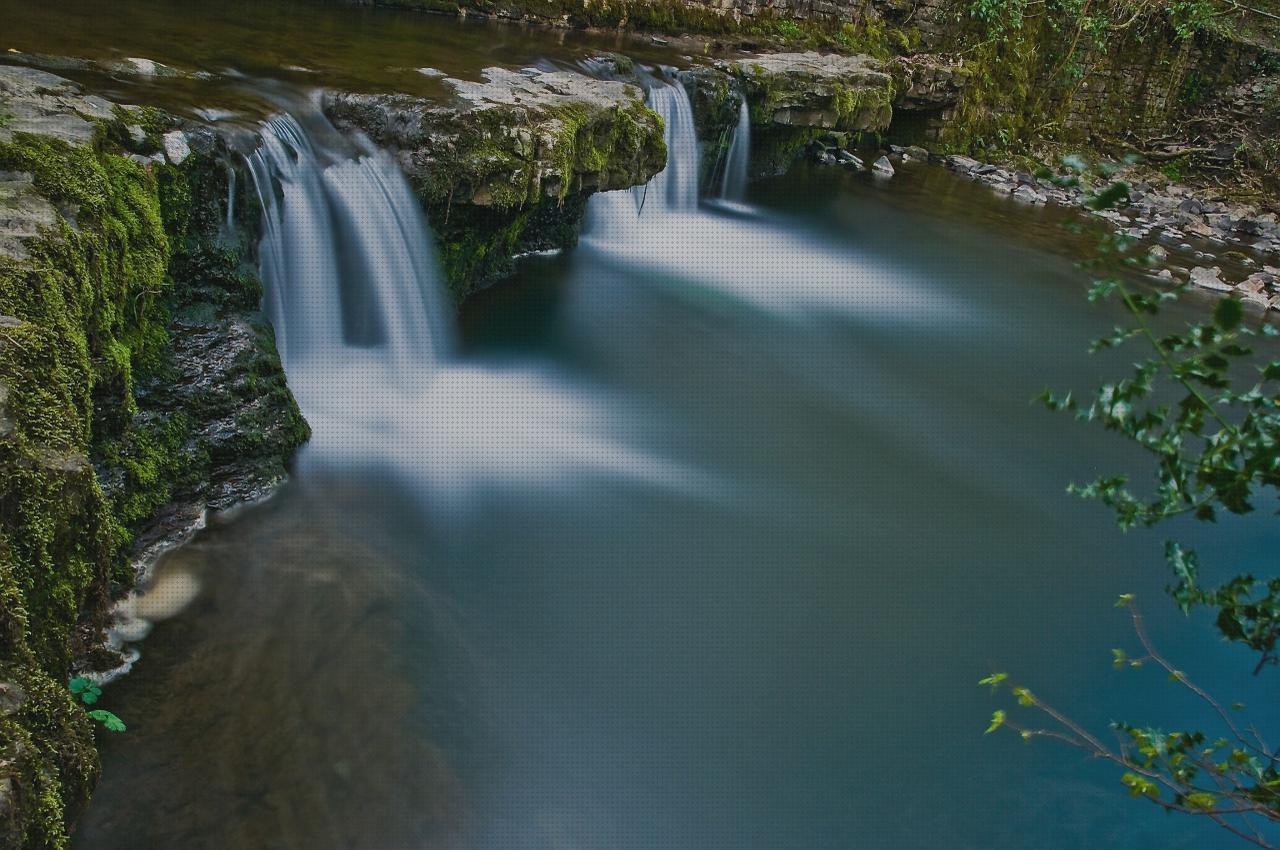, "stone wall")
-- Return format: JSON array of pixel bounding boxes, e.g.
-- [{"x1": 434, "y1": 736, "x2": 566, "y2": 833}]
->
[{"x1": 1060, "y1": 26, "x2": 1263, "y2": 138}]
